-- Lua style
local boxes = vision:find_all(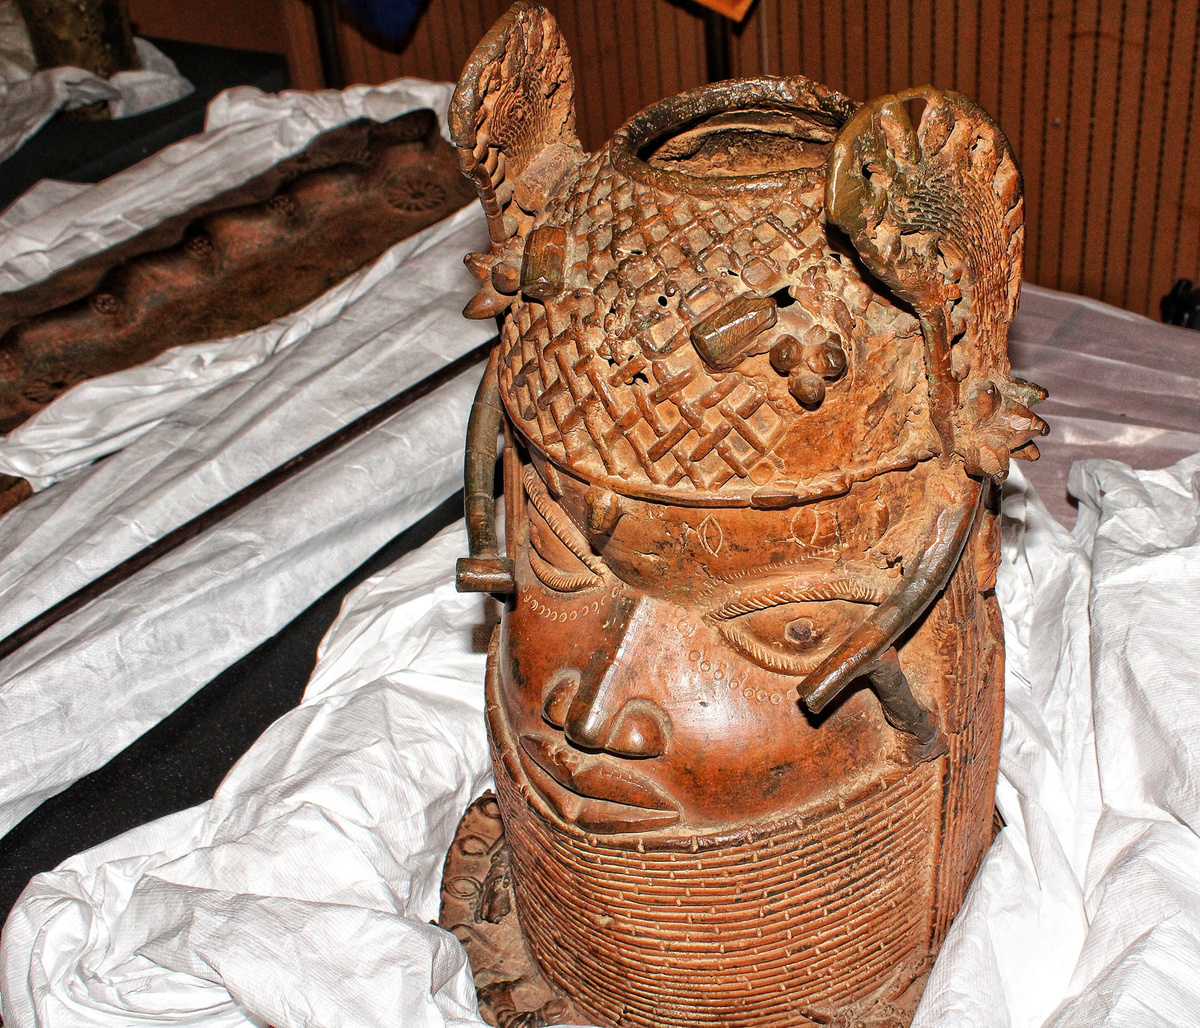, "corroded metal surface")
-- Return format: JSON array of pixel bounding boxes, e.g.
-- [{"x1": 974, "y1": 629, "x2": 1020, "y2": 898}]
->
[
  {"x1": 442, "y1": 4, "x2": 1047, "y2": 1026},
  {"x1": 0, "y1": 108, "x2": 475, "y2": 437}
]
